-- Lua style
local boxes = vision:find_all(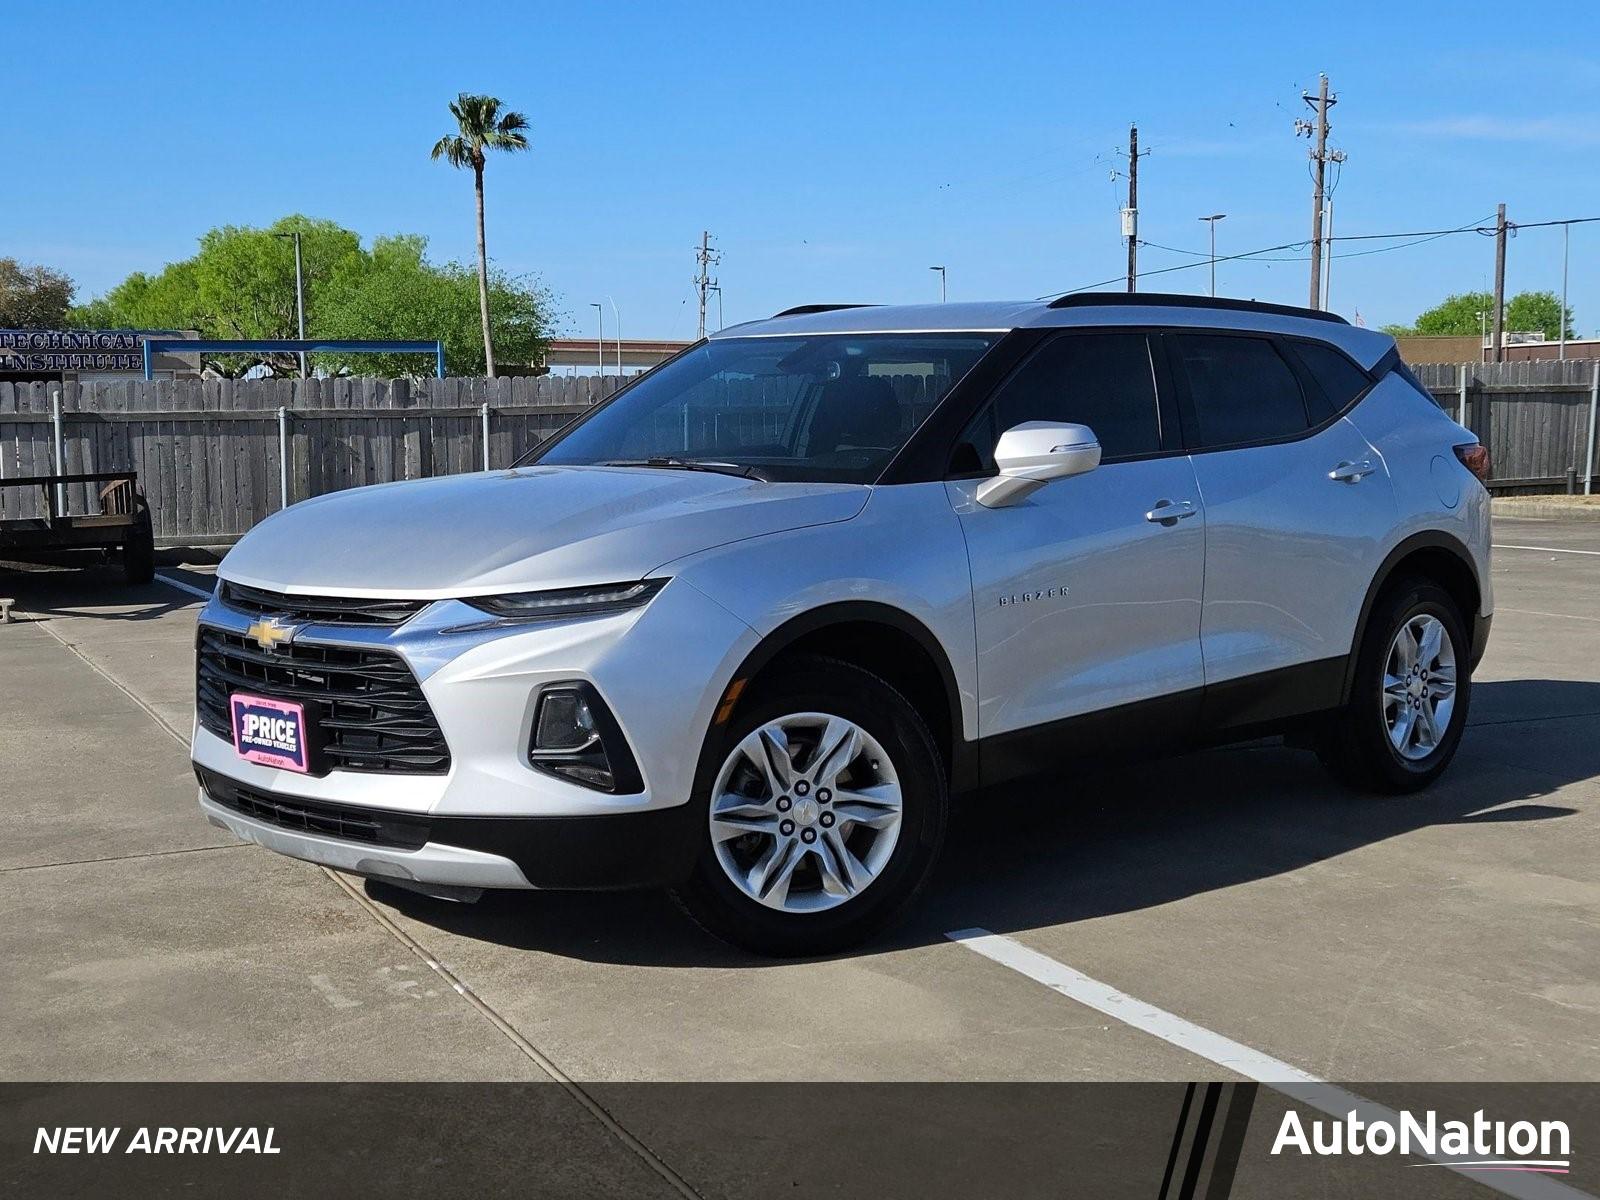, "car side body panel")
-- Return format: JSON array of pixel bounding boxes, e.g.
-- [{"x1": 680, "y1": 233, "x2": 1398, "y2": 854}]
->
[
  {"x1": 657, "y1": 482, "x2": 981, "y2": 743},
  {"x1": 1339, "y1": 373, "x2": 1494, "y2": 621},
  {"x1": 1188, "y1": 414, "x2": 1399, "y2": 685}
]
